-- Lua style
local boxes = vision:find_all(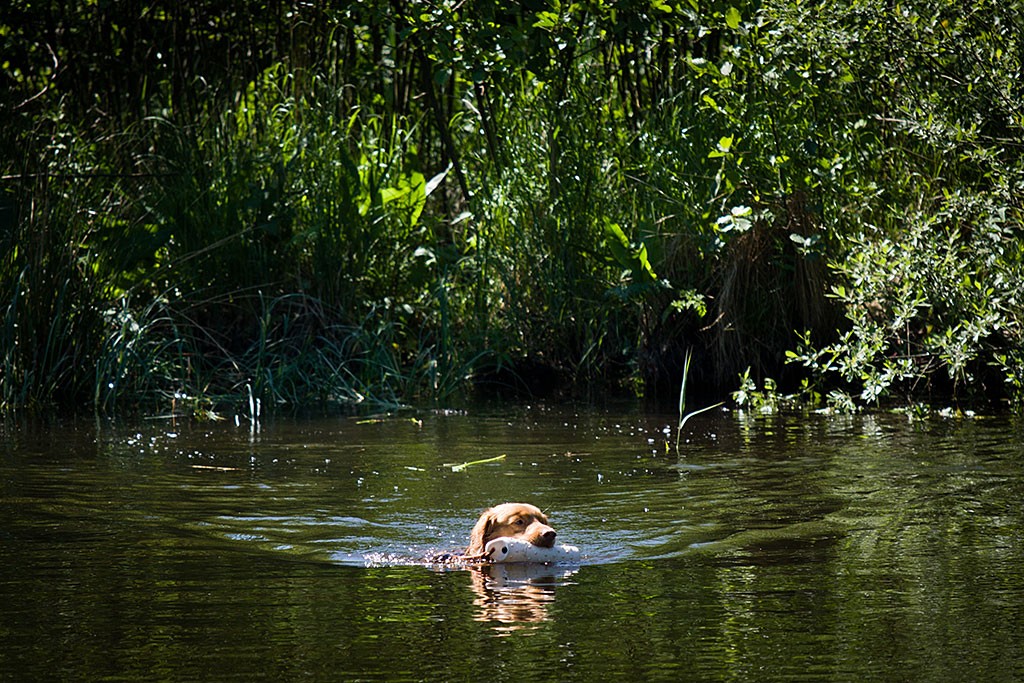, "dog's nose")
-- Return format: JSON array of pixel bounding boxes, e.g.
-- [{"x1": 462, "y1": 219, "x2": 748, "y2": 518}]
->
[{"x1": 540, "y1": 529, "x2": 557, "y2": 547}]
